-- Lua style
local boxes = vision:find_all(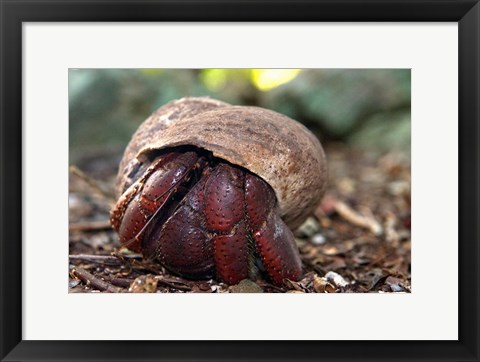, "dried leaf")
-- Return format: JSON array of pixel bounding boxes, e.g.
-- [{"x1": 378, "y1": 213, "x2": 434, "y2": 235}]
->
[{"x1": 313, "y1": 275, "x2": 336, "y2": 293}]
